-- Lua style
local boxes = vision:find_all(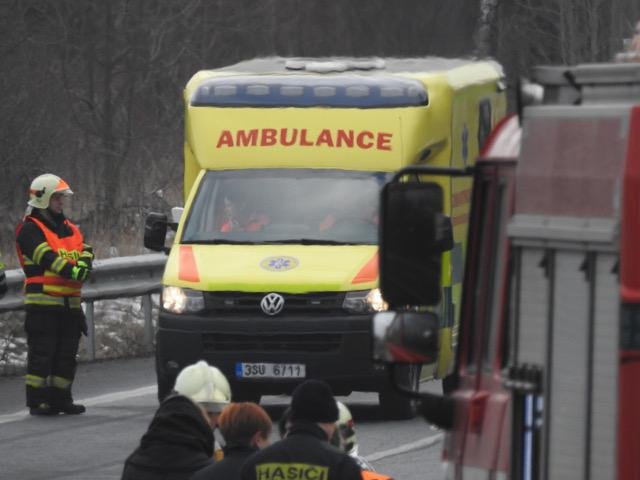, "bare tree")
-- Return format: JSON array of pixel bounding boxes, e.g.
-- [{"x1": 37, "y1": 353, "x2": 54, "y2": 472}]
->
[{"x1": 3, "y1": 0, "x2": 638, "y2": 261}]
